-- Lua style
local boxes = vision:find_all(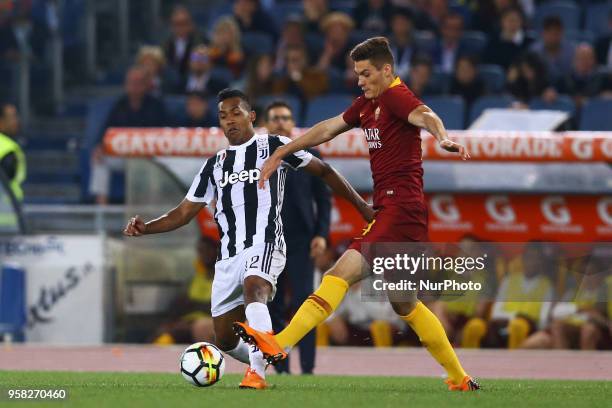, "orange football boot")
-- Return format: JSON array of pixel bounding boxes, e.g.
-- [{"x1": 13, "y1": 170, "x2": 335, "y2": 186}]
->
[
  {"x1": 445, "y1": 376, "x2": 481, "y2": 391},
  {"x1": 239, "y1": 368, "x2": 267, "y2": 389},
  {"x1": 233, "y1": 322, "x2": 287, "y2": 365}
]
